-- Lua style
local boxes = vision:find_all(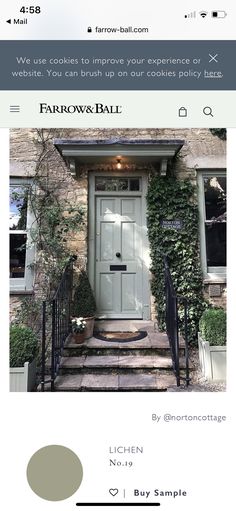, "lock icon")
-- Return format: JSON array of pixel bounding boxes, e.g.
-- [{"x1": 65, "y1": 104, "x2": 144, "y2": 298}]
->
[
  {"x1": 178, "y1": 107, "x2": 188, "y2": 117},
  {"x1": 87, "y1": 27, "x2": 92, "y2": 33}
]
